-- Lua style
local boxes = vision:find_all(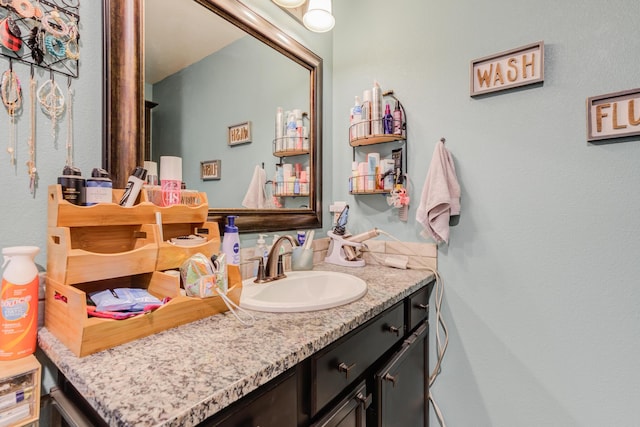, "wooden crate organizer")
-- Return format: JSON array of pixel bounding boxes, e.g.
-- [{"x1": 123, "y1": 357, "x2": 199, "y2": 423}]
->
[{"x1": 45, "y1": 185, "x2": 241, "y2": 357}]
